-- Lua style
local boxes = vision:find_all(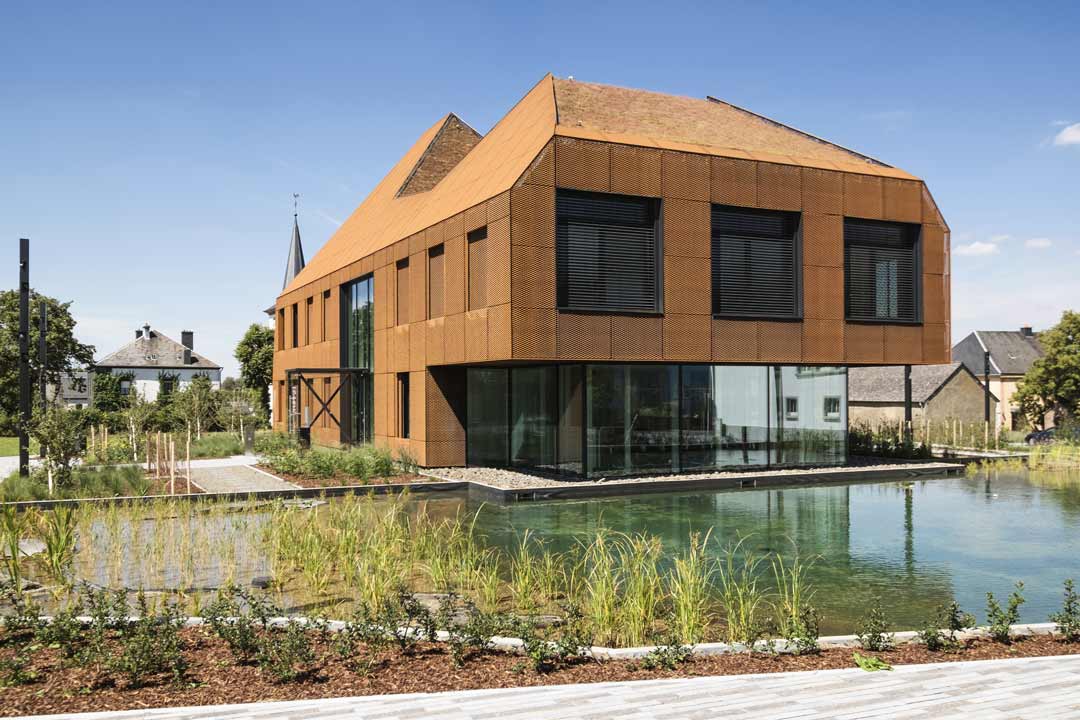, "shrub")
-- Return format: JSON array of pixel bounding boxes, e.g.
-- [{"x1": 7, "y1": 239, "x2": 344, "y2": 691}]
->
[
  {"x1": 641, "y1": 625, "x2": 693, "y2": 671},
  {"x1": 782, "y1": 605, "x2": 821, "y2": 656},
  {"x1": 112, "y1": 592, "x2": 188, "y2": 688},
  {"x1": 202, "y1": 585, "x2": 277, "y2": 663},
  {"x1": 986, "y1": 582, "x2": 1025, "y2": 643},
  {"x1": 0, "y1": 645, "x2": 37, "y2": 687},
  {"x1": 189, "y1": 433, "x2": 244, "y2": 459},
  {"x1": 256, "y1": 620, "x2": 316, "y2": 683},
  {"x1": 36, "y1": 606, "x2": 83, "y2": 661},
  {"x1": 855, "y1": 596, "x2": 894, "y2": 651},
  {"x1": 378, "y1": 587, "x2": 436, "y2": 655},
  {"x1": 919, "y1": 601, "x2": 975, "y2": 651},
  {"x1": 1050, "y1": 579, "x2": 1080, "y2": 643}
]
